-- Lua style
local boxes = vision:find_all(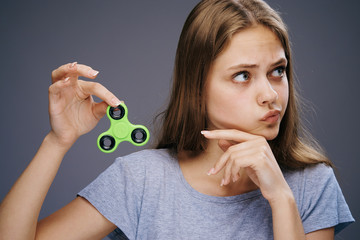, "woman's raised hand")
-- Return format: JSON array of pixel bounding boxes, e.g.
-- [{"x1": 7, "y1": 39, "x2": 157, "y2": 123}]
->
[
  {"x1": 48, "y1": 62, "x2": 122, "y2": 148},
  {"x1": 202, "y1": 129, "x2": 293, "y2": 205}
]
